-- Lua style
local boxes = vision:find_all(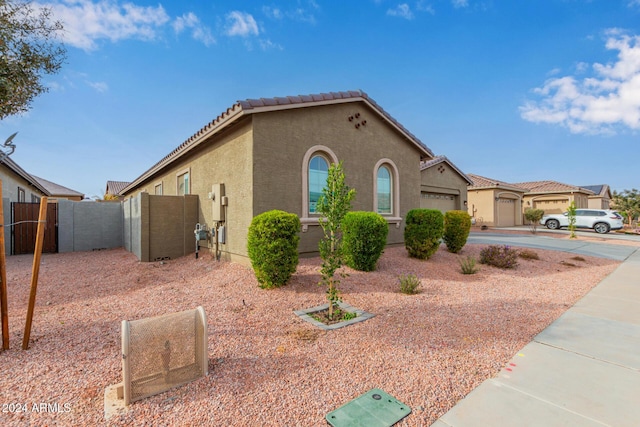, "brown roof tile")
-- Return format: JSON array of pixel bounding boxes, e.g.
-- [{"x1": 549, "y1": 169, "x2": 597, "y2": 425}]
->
[
  {"x1": 123, "y1": 90, "x2": 434, "y2": 194},
  {"x1": 512, "y1": 180, "x2": 594, "y2": 194}
]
